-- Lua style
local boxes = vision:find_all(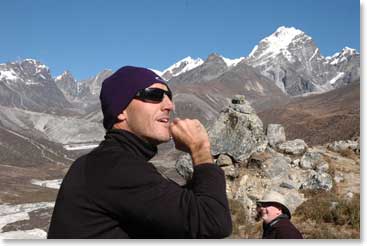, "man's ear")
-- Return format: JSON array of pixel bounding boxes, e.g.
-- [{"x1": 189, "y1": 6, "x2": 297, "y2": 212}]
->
[{"x1": 117, "y1": 110, "x2": 127, "y2": 122}]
